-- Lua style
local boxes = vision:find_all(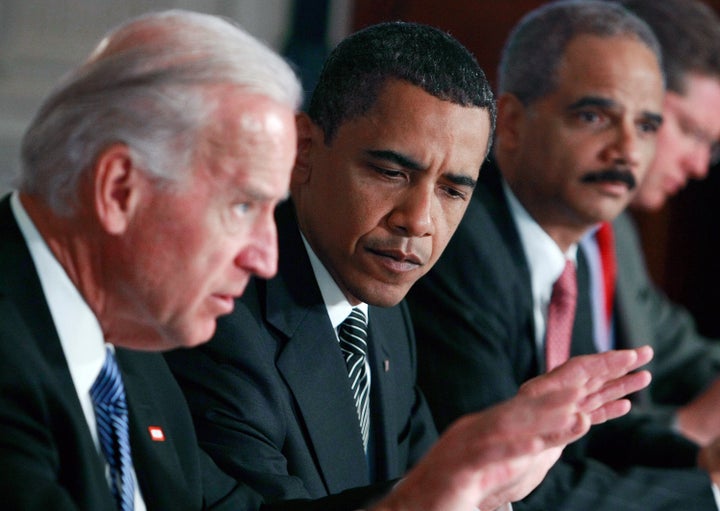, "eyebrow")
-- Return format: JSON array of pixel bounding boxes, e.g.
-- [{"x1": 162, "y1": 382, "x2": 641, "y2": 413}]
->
[
  {"x1": 365, "y1": 149, "x2": 477, "y2": 189},
  {"x1": 567, "y1": 96, "x2": 663, "y2": 126}
]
